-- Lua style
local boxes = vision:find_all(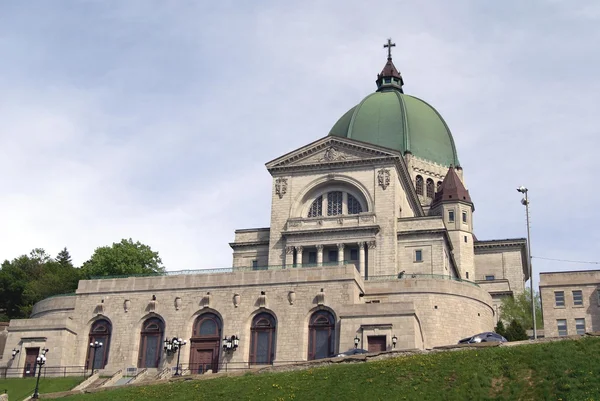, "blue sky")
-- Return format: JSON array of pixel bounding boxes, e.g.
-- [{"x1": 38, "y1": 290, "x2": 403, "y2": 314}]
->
[{"x1": 0, "y1": 1, "x2": 598, "y2": 287}]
